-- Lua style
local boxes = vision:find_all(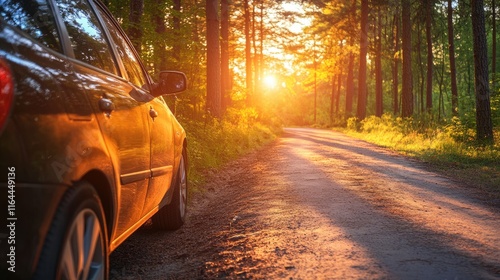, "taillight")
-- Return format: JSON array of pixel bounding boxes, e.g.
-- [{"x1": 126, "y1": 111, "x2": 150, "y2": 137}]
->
[{"x1": 0, "y1": 58, "x2": 14, "y2": 132}]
